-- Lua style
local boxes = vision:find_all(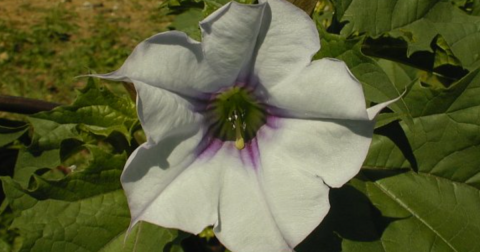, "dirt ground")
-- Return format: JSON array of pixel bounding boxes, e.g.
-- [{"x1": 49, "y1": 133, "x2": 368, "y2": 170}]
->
[{"x1": 0, "y1": 0, "x2": 167, "y2": 35}]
